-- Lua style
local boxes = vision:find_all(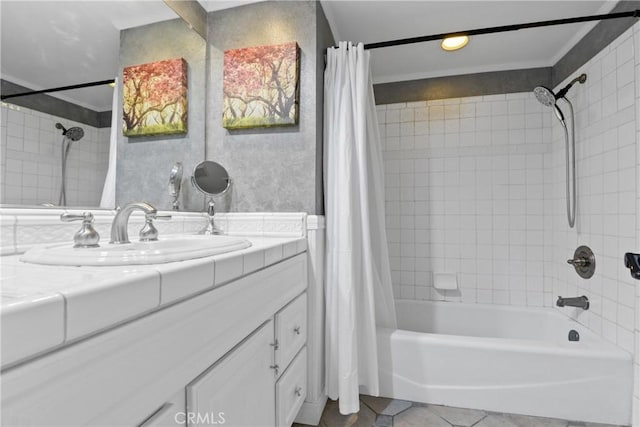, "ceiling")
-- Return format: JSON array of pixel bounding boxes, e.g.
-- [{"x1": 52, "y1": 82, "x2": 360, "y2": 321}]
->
[
  {"x1": 1, "y1": 1, "x2": 177, "y2": 111},
  {"x1": 320, "y1": 1, "x2": 617, "y2": 84},
  {"x1": 0, "y1": 0, "x2": 257, "y2": 111},
  {"x1": 0, "y1": 0, "x2": 621, "y2": 111}
]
